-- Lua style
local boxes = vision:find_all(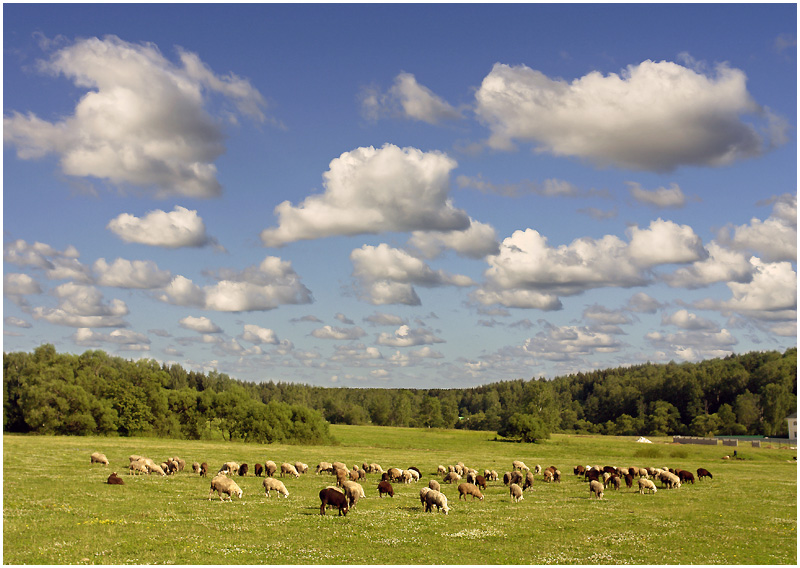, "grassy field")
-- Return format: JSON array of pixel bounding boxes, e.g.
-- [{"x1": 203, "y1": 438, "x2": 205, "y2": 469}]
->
[{"x1": 3, "y1": 425, "x2": 797, "y2": 564}]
